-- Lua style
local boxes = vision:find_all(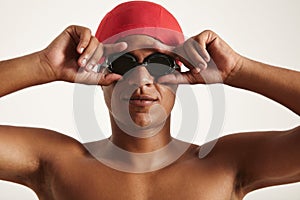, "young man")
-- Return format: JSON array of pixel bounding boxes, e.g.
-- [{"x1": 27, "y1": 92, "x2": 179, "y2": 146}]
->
[{"x1": 0, "y1": 1, "x2": 299, "y2": 200}]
